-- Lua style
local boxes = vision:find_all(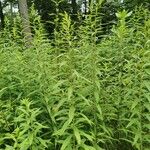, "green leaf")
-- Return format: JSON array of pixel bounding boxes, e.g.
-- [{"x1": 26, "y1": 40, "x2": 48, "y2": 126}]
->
[
  {"x1": 0, "y1": 87, "x2": 7, "y2": 98},
  {"x1": 5, "y1": 145, "x2": 15, "y2": 150},
  {"x1": 145, "y1": 69, "x2": 150, "y2": 75},
  {"x1": 131, "y1": 100, "x2": 139, "y2": 110},
  {"x1": 144, "y1": 81, "x2": 150, "y2": 91},
  {"x1": 97, "y1": 104, "x2": 103, "y2": 120},
  {"x1": 95, "y1": 79, "x2": 100, "y2": 91},
  {"x1": 53, "y1": 120, "x2": 70, "y2": 136},
  {"x1": 60, "y1": 135, "x2": 72, "y2": 150},
  {"x1": 73, "y1": 126, "x2": 81, "y2": 145},
  {"x1": 68, "y1": 87, "x2": 73, "y2": 101},
  {"x1": 145, "y1": 94, "x2": 150, "y2": 102},
  {"x1": 79, "y1": 113, "x2": 93, "y2": 125},
  {"x1": 94, "y1": 91, "x2": 99, "y2": 103},
  {"x1": 143, "y1": 124, "x2": 150, "y2": 129},
  {"x1": 93, "y1": 144, "x2": 105, "y2": 150},
  {"x1": 133, "y1": 133, "x2": 140, "y2": 146},
  {"x1": 37, "y1": 137, "x2": 49, "y2": 147},
  {"x1": 18, "y1": 108, "x2": 29, "y2": 116},
  {"x1": 115, "y1": 13, "x2": 120, "y2": 18},
  {"x1": 127, "y1": 11, "x2": 132, "y2": 17},
  {"x1": 78, "y1": 94, "x2": 90, "y2": 106},
  {"x1": 28, "y1": 133, "x2": 33, "y2": 146},
  {"x1": 3, "y1": 133, "x2": 16, "y2": 141},
  {"x1": 53, "y1": 80, "x2": 66, "y2": 89},
  {"x1": 144, "y1": 103, "x2": 150, "y2": 112},
  {"x1": 80, "y1": 131, "x2": 94, "y2": 142},
  {"x1": 143, "y1": 63, "x2": 150, "y2": 68},
  {"x1": 81, "y1": 144, "x2": 96, "y2": 150},
  {"x1": 68, "y1": 106, "x2": 75, "y2": 124},
  {"x1": 20, "y1": 138, "x2": 30, "y2": 150},
  {"x1": 126, "y1": 119, "x2": 137, "y2": 128}
]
